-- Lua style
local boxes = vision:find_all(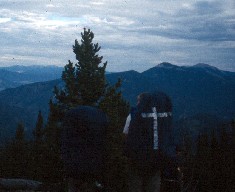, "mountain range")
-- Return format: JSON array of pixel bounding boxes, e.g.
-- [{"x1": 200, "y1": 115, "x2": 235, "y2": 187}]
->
[
  {"x1": 0, "y1": 65, "x2": 63, "y2": 91},
  {"x1": 0, "y1": 63, "x2": 234, "y2": 143}
]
